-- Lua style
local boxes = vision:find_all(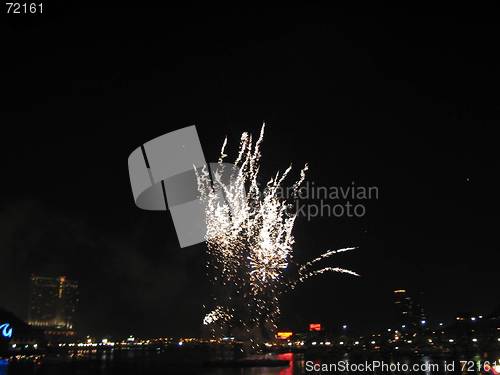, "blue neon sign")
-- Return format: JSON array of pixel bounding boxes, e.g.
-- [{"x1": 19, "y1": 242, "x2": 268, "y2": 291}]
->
[{"x1": 0, "y1": 323, "x2": 12, "y2": 339}]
